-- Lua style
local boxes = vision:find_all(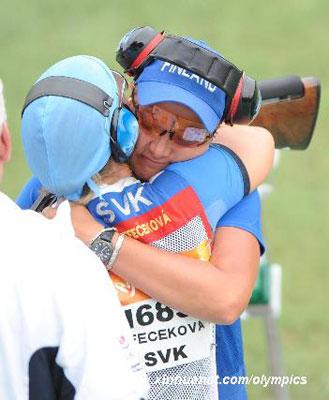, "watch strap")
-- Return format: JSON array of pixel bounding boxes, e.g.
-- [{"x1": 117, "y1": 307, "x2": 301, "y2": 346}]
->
[{"x1": 90, "y1": 227, "x2": 117, "y2": 247}]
